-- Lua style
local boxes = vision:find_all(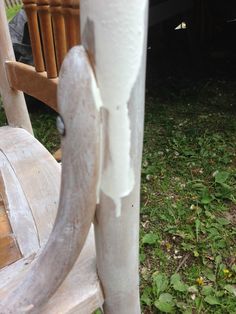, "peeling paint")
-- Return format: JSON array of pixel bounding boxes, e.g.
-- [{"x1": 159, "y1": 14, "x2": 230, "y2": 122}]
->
[{"x1": 81, "y1": 0, "x2": 147, "y2": 216}]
